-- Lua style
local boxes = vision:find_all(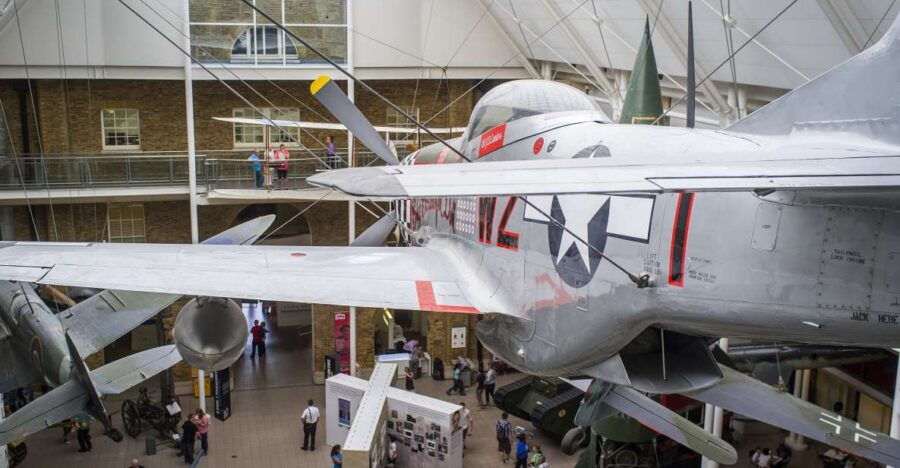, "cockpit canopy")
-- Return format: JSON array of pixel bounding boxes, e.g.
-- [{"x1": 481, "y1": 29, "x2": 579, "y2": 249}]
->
[{"x1": 466, "y1": 80, "x2": 600, "y2": 138}]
